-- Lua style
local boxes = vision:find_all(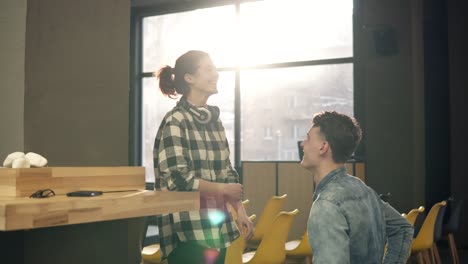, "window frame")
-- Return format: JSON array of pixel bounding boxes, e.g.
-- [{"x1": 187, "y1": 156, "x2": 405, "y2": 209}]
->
[{"x1": 129, "y1": 0, "x2": 357, "y2": 170}]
